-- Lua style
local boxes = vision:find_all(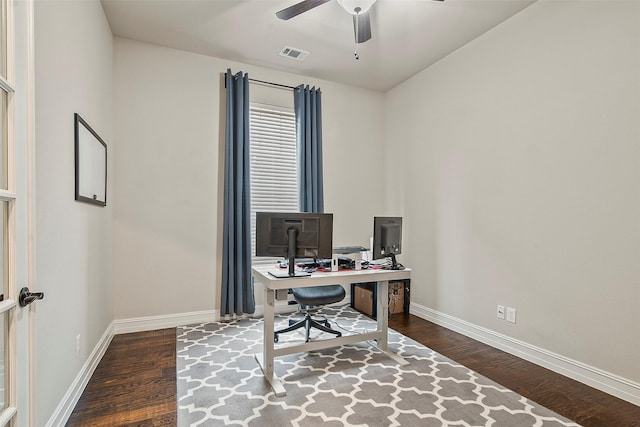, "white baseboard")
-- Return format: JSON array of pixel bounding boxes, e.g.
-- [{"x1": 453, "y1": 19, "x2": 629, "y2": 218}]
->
[
  {"x1": 112, "y1": 299, "x2": 318, "y2": 333},
  {"x1": 410, "y1": 302, "x2": 640, "y2": 407},
  {"x1": 45, "y1": 322, "x2": 115, "y2": 427},
  {"x1": 113, "y1": 310, "x2": 218, "y2": 334},
  {"x1": 253, "y1": 300, "x2": 298, "y2": 317}
]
